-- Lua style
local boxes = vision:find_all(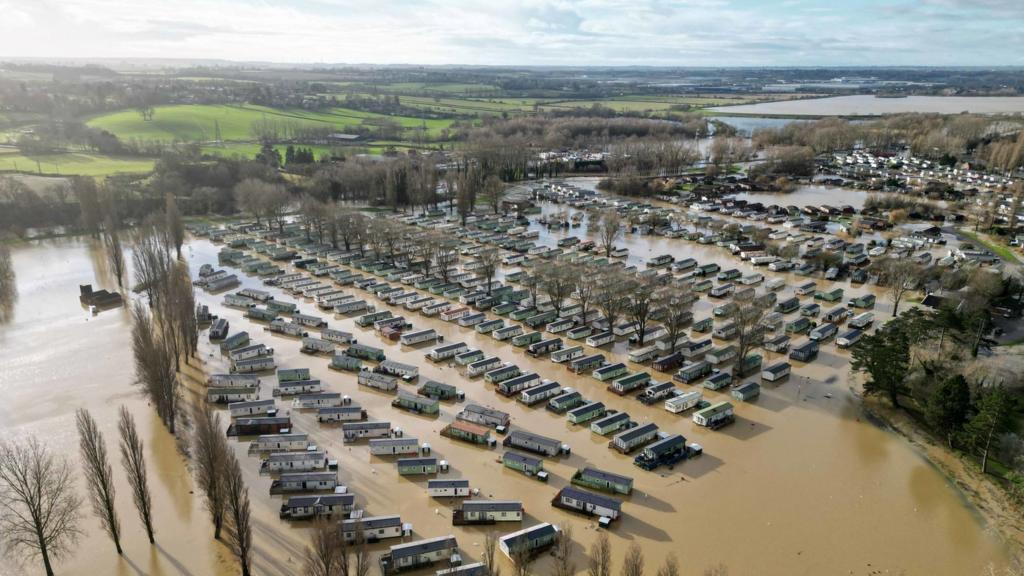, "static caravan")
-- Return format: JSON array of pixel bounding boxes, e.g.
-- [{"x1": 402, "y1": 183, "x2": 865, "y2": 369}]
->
[
  {"x1": 476, "y1": 319, "x2": 505, "y2": 334},
  {"x1": 279, "y1": 494, "x2": 354, "y2": 520},
  {"x1": 547, "y1": 390, "x2": 584, "y2": 414},
  {"x1": 653, "y1": 352, "x2": 685, "y2": 373},
  {"x1": 292, "y1": 393, "x2": 342, "y2": 410},
  {"x1": 248, "y1": 433, "x2": 310, "y2": 453},
  {"x1": 329, "y1": 354, "x2": 362, "y2": 372},
  {"x1": 570, "y1": 354, "x2": 606, "y2": 374},
  {"x1": 335, "y1": 299, "x2": 372, "y2": 314},
  {"x1": 551, "y1": 345, "x2": 584, "y2": 364},
  {"x1": 293, "y1": 313, "x2": 327, "y2": 328},
  {"x1": 230, "y1": 399, "x2": 277, "y2": 418},
  {"x1": 219, "y1": 332, "x2": 250, "y2": 353},
  {"x1": 849, "y1": 312, "x2": 874, "y2": 330},
  {"x1": 341, "y1": 515, "x2": 404, "y2": 543},
  {"x1": 428, "y1": 342, "x2": 468, "y2": 362},
  {"x1": 457, "y1": 404, "x2": 511, "y2": 430},
  {"x1": 836, "y1": 329, "x2": 863, "y2": 348},
  {"x1": 519, "y1": 381, "x2": 562, "y2": 405},
  {"x1": 775, "y1": 297, "x2": 800, "y2": 314},
  {"x1": 554, "y1": 486, "x2": 622, "y2": 520},
  {"x1": 593, "y1": 363, "x2": 628, "y2": 382},
  {"x1": 824, "y1": 306, "x2": 850, "y2": 324},
  {"x1": 455, "y1": 349, "x2": 485, "y2": 366},
  {"x1": 731, "y1": 381, "x2": 761, "y2": 402},
  {"x1": 591, "y1": 412, "x2": 631, "y2": 436},
  {"x1": 209, "y1": 318, "x2": 229, "y2": 340},
  {"x1": 611, "y1": 422, "x2": 659, "y2": 454},
  {"x1": 455, "y1": 501, "x2": 524, "y2": 525},
  {"x1": 418, "y1": 380, "x2": 460, "y2": 401},
  {"x1": 358, "y1": 371, "x2": 399, "y2": 392},
  {"x1": 260, "y1": 451, "x2": 327, "y2": 473},
  {"x1": 492, "y1": 325, "x2": 524, "y2": 341},
  {"x1": 397, "y1": 457, "x2": 438, "y2": 476},
  {"x1": 224, "y1": 293, "x2": 256, "y2": 309},
  {"x1": 301, "y1": 337, "x2": 335, "y2": 354},
  {"x1": 226, "y1": 417, "x2": 291, "y2": 437},
  {"x1": 761, "y1": 362, "x2": 792, "y2": 382},
  {"x1": 674, "y1": 361, "x2": 712, "y2": 384},
  {"x1": 356, "y1": 310, "x2": 392, "y2": 327},
  {"x1": 317, "y1": 406, "x2": 367, "y2": 423},
  {"x1": 512, "y1": 331, "x2": 543, "y2": 347},
  {"x1": 809, "y1": 322, "x2": 838, "y2": 342},
  {"x1": 232, "y1": 356, "x2": 277, "y2": 374},
  {"x1": 441, "y1": 420, "x2": 493, "y2": 445},
  {"x1": 586, "y1": 331, "x2": 616, "y2": 347},
  {"x1": 405, "y1": 296, "x2": 435, "y2": 311},
  {"x1": 392, "y1": 391, "x2": 440, "y2": 415},
  {"x1": 377, "y1": 360, "x2": 419, "y2": 381},
  {"x1": 207, "y1": 386, "x2": 259, "y2": 404},
  {"x1": 546, "y1": 318, "x2": 574, "y2": 334},
  {"x1": 693, "y1": 401, "x2": 735, "y2": 429},
  {"x1": 274, "y1": 379, "x2": 323, "y2": 397},
  {"x1": 379, "y1": 535, "x2": 460, "y2": 574},
  {"x1": 321, "y1": 328, "x2": 354, "y2": 345},
  {"x1": 572, "y1": 467, "x2": 633, "y2": 495},
  {"x1": 370, "y1": 437, "x2": 421, "y2": 456},
  {"x1": 815, "y1": 288, "x2": 844, "y2": 302},
  {"x1": 789, "y1": 340, "x2": 819, "y2": 362},
  {"x1": 785, "y1": 317, "x2": 812, "y2": 335},
  {"x1": 628, "y1": 345, "x2": 659, "y2": 364},
  {"x1": 268, "y1": 319, "x2": 306, "y2": 337},
  {"x1": 347, "y1": 343, "x2": 386, "y2": 362},
  {"x1": 680, "y1": 339, "x2": 713, "y2": 359},
  {"x1": 706, "y1": 345, "x2": 737, "y2": 365},
  {"x1": 502, "y1": 430, "x2": 563, "y2": 457},
  {"x1": 428, "y1": 479, "x2": 471, "y2": 498},
  {"x1": 566, "y1": 325, "x2": 593, "y2": 340},
  {"x1": 849, "y1": 294, "x2": 876, "y2": 309},
  {"x1": 246, "y1": 307, "x2": 278, "y2": 322},
  {"x1": 638, "y1": 381, "x2": 676, "y2": 405},
  {"x1": 458, "y1": 312, "x2": 487, "y2": 327},
  {"x1": 567, "y1": 402, "x2": 607, "y2": 425},
  {"x1": 609, "y1": 372, "x2": 651, "y2": 396},
  {"x1": 634, "y1": 434, "x2": 692, "y2": 471},
  {"x1": 703, "y1": 371, "x2": 733, "y2": 391},
  {"x1": 342, "y1": 421, "x2": 392, "y2": 442},
  {"x1": 526, "y1": 338, "x2": 562, "y2": 358},
  {"x1": 489, "y1": 366, "x2": 532, "y2": 389},
  {"x1": 665, "y1": 390, "x2": 703, "y2": 413},
  {"x1": 498, "y1": 524, "x2": 559, "y2": 560},
  {"x1": 278, "y1": 368, "x2": 311, "y2": 383},
  {"x1": 269, "y1": 472, "x2": 338, "y2": 495},
  {"x1": 467, "y1": 356, "x2": 502, "y2": 377}
]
